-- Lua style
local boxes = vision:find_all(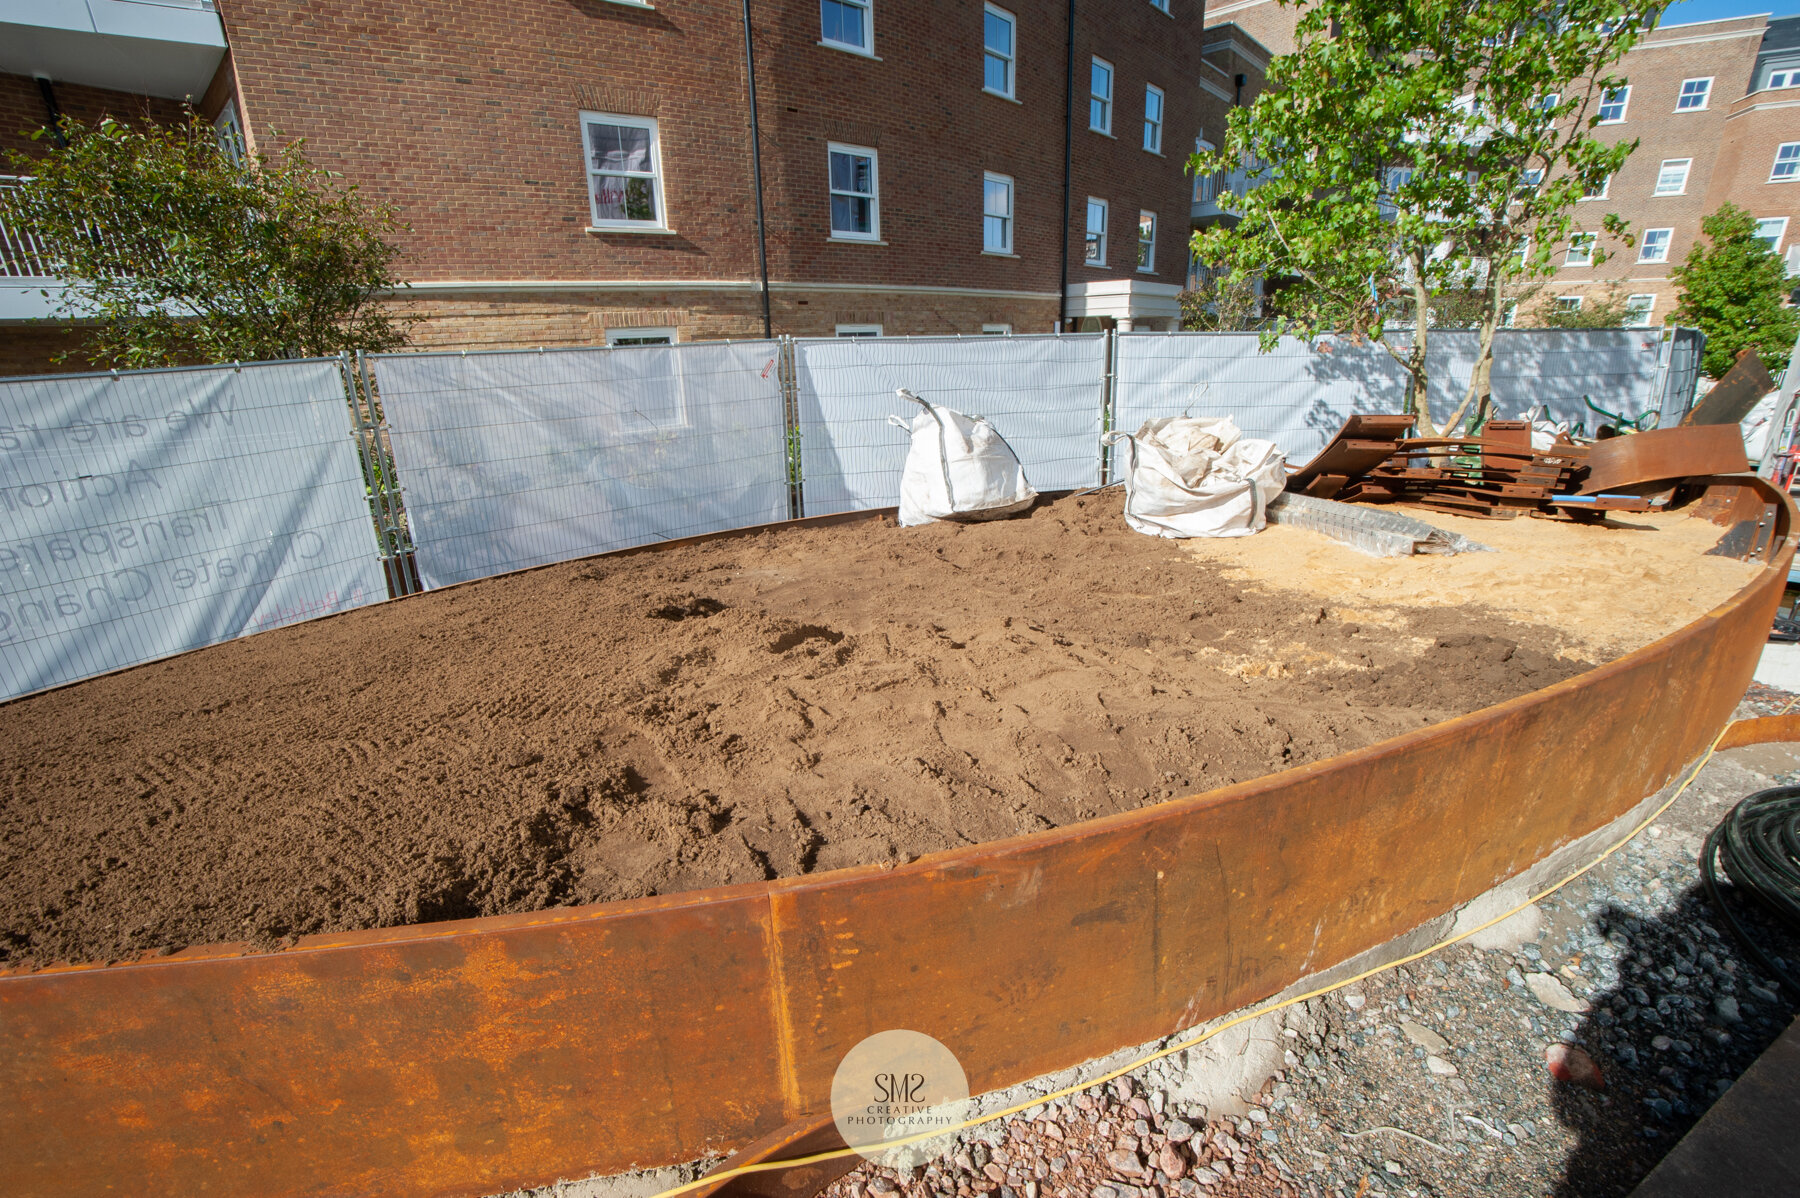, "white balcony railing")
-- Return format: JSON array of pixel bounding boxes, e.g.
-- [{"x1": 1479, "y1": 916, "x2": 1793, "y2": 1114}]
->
[{"x1": 0, "y1": 176, "x2": 59, "y2": 280}]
